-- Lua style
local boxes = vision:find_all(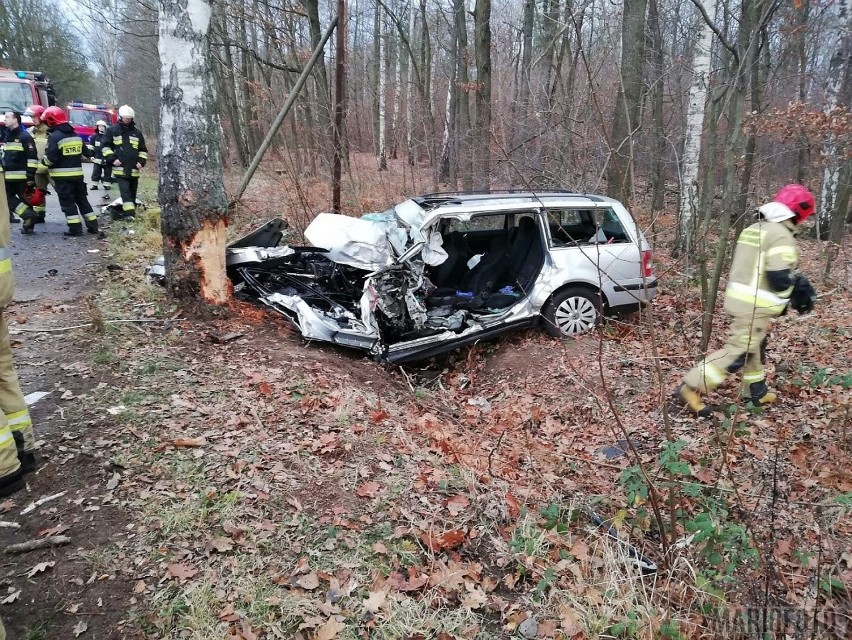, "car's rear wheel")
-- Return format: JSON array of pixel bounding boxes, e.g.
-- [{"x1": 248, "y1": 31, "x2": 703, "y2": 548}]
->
[{"x1": 543, "y1": 287, "x2": 603, "y2": 337}]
